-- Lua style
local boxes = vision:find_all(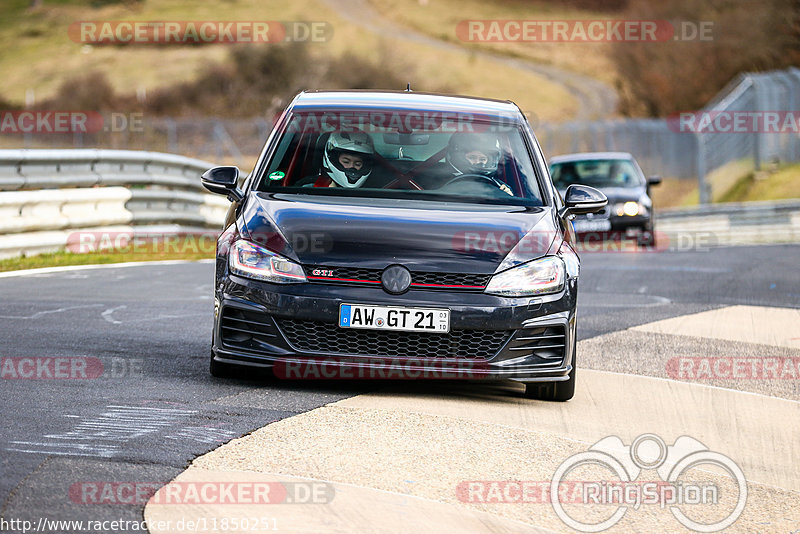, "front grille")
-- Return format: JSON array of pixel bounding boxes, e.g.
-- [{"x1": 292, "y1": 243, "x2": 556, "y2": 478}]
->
[
  {"x1": 304, "y1": 265, "x2": 490, "y2": 289},
  {"x1": 219, "y1": 307, "x2": 281, "y2": 353},
  {"x1": 411, "y1": 272, "x2": 490, "y2": 288},
  {"x1": 305, "y1": 266, "x2": 381, "y2": 283},
  {"x1": 575, "y1": 208, "x2": 609, "y2": 220},
  {"x1": 504, "y1": 325, "x2": 567, "y2": 368},
  {"x1": 277, "y1": 318, "x2": 511, "y2": 360}
]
